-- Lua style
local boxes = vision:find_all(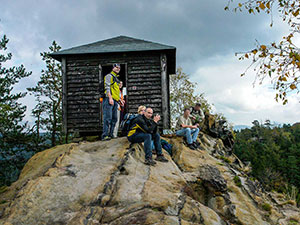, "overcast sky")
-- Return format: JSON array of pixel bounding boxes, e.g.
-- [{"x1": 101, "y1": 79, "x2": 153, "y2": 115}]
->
[{"x1": 1, "y1": 0, "x2": 299, "y2": 126}]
